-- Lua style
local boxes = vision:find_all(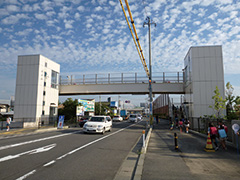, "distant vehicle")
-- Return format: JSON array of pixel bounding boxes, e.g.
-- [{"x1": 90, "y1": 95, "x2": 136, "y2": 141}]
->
[
  {"x1": 78, "y1": 116, "x2": 90, "y2": 127},
  {"x1": 112, "y1": 115, "x2": 123, "y2": 122},
  {"x1": 137, "y1": 114, "x2": 142, "y2": 121},
  {"x1": 129, "y1": 114, "x2": 138, "y2": 123},
  {"x1": 83, "y1": 116, "x2": 112, "y2": 134}
]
